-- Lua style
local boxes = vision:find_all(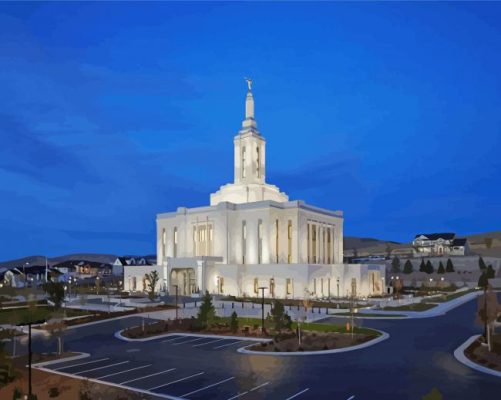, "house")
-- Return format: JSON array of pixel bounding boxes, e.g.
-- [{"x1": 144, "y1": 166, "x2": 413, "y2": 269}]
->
[
  {"x1": 112, "y1": 257, "x2": 152, "y2": 277},
  {"x1": 413, "y1": 233, "x2": 469, "y2": 257}
]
